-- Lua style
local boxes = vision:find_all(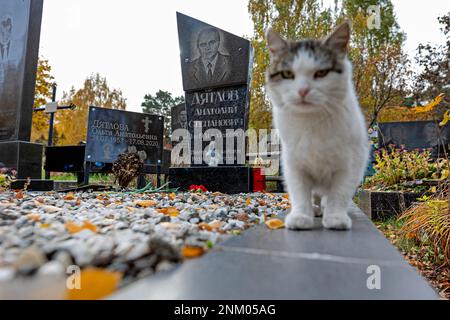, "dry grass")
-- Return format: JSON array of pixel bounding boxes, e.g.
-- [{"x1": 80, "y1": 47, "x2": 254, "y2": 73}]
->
[{"x1": 398, "y1": 181, "x2": 450, "y2": 264}]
